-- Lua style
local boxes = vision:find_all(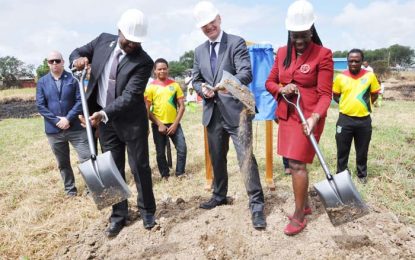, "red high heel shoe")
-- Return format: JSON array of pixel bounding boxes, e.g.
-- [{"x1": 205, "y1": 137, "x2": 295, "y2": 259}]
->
[{"x1": 284, "y1": 217, "x2": 307, "y2": 236}]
